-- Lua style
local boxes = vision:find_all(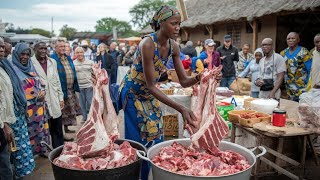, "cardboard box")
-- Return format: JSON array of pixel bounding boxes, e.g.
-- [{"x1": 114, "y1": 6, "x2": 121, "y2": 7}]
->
[{"x1": 163, "y1": 114, "x2": 179, "y2": 138}]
